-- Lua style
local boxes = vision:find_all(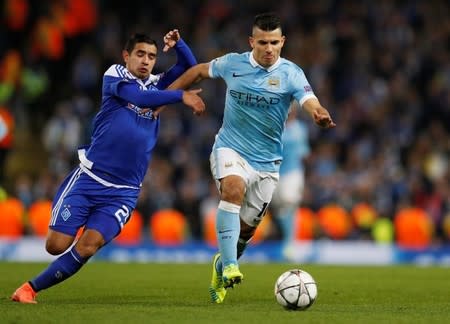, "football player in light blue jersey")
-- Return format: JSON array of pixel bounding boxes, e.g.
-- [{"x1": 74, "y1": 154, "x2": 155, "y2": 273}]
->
[
  {"x1": 169, "y1": 13, "x2": 335, "y2": 303},
  {"x1": 11, "y1": 30, "x2": 205, "y2": 304},
  {"x1": 271, "y1": 102, "x2": 311, "y2": 260}
]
